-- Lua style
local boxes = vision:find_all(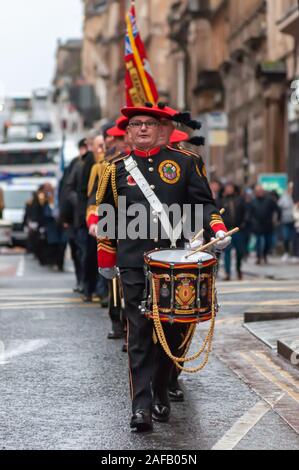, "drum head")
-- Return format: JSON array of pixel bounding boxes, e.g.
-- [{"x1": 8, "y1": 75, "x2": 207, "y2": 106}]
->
[{"x1": 146, "y1": 249, "x2": 215, "y2": 265}]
